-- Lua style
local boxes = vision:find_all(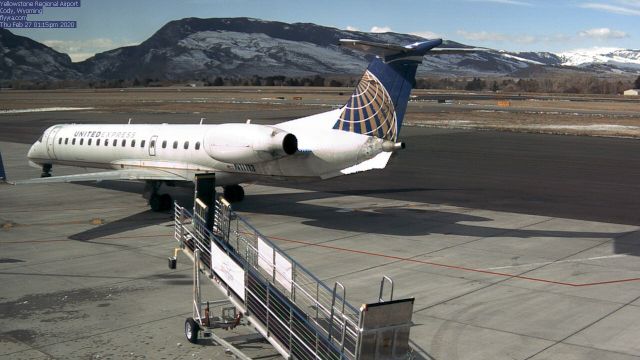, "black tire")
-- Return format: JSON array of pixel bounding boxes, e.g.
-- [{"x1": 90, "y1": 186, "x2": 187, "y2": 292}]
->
[
  {"x1": 149, "y1": 194, "x2": 162, "y2": 212},
  {"x1": 223, "y1": 185, "x2": 245, "y2": 203},
  {"x1": 160, "y1": 193, "x2": 173, "y2": 211},
  {"x1": 185, "y1": 317, "x2": 199, "y2": 344}
]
